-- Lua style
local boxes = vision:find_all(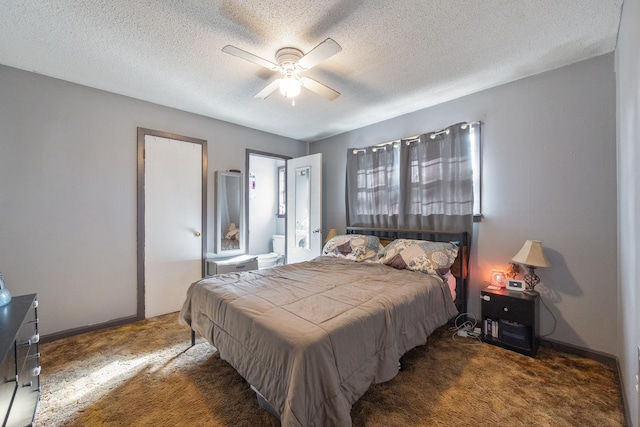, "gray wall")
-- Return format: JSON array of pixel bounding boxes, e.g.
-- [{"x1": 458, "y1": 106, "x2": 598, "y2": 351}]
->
[
  {"x1": 311, "y1": 54, "x2": 617, "y2": 356},
  {"x1": 616, "y1": 0, "x2": 640, "y2": 424},
  {"x1": 0, "y1": 64, "x2": 307, "y2": 336}
]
